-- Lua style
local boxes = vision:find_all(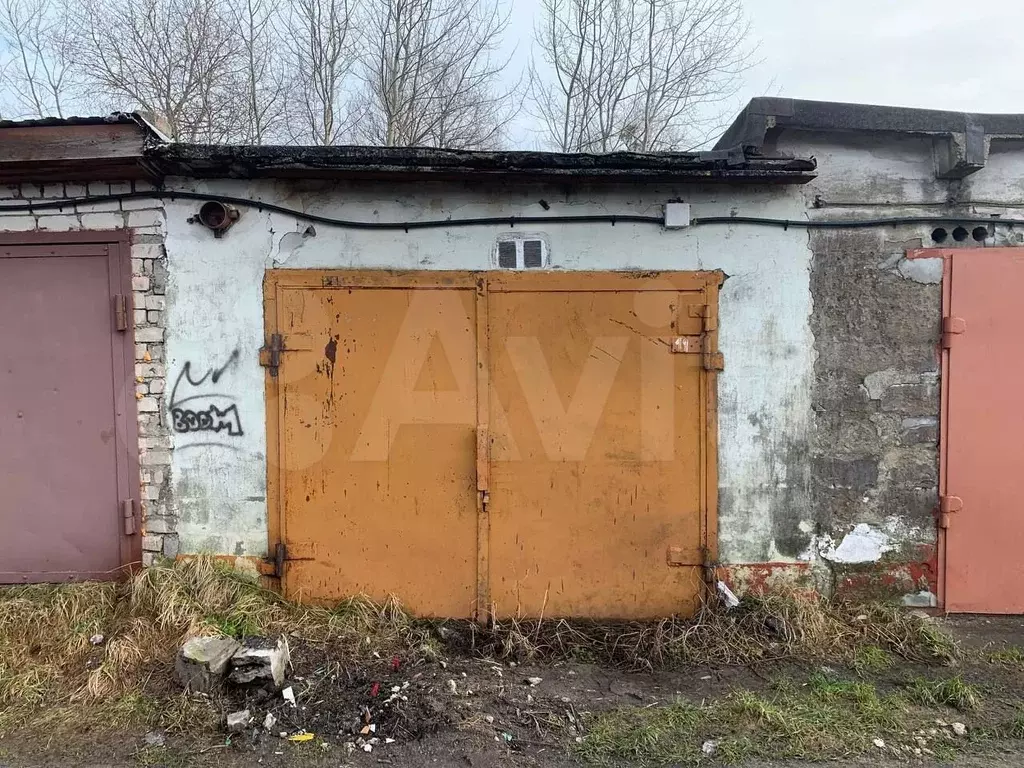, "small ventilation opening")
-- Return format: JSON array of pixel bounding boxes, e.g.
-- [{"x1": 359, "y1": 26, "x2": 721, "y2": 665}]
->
[
  {"x1": 497, "y1": 241, "x2": 517, "y2": 269},
  {"x1": 523, "y1": 240, "x2": 543, "y2": 268},
  {"x1": 494, "y1": 237, "x2": 549, "y2": 269}
]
